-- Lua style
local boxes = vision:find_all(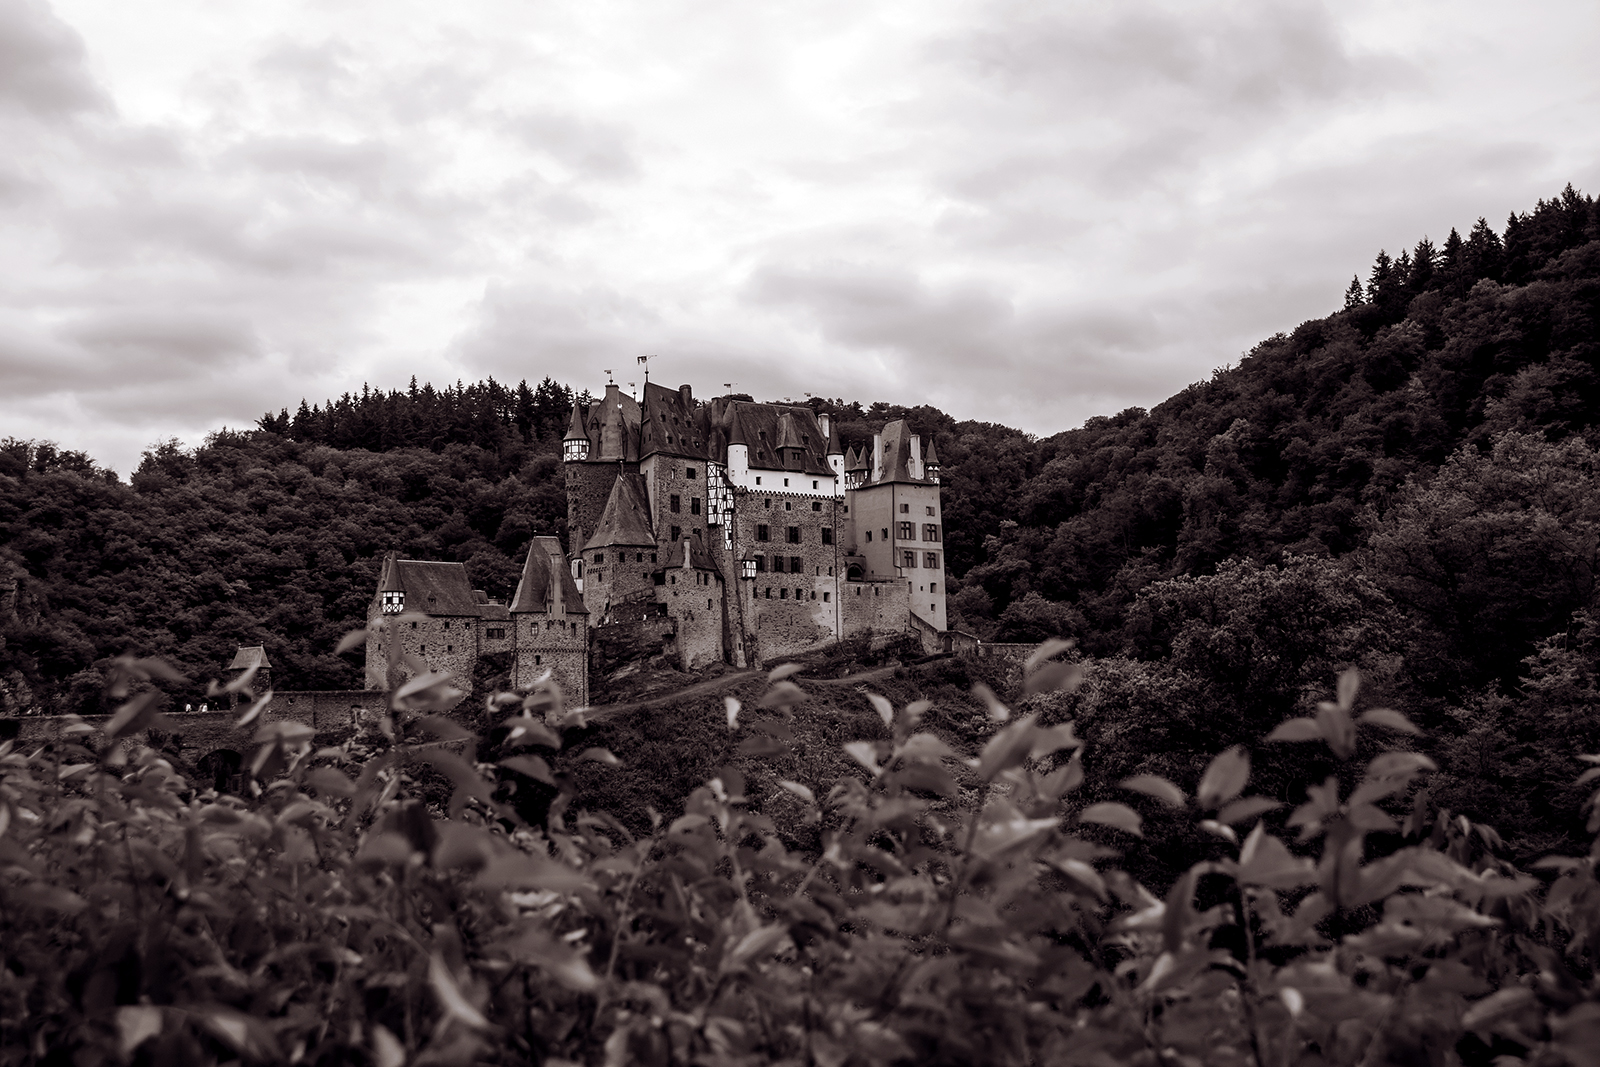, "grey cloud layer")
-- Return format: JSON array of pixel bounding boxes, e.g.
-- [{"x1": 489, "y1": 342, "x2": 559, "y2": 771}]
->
[{"x1": 1, "y1": 0, "x2": 1597, "y2": 477}]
